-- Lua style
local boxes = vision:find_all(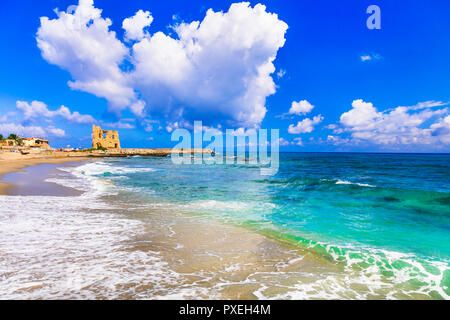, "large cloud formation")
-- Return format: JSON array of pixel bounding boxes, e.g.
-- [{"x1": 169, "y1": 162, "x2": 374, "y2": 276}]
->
[
  {"x1": 331, "y1": 99, "x2": 450, "y2": 147},
  {"x1": 36, "y1": 0, "x2": 288, "y2": 128},
  {"x1": 37, "y1": 1, "x2": 133, "y2": 111}
]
